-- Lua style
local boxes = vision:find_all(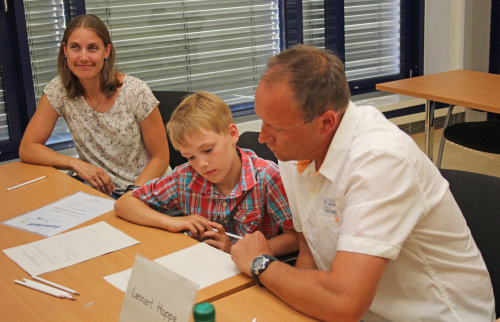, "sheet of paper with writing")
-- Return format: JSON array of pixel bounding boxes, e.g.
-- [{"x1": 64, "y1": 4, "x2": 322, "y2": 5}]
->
[
  {"x1": 3, "y1": 221, "x2": 139, "y2": 276},
  {"x1": 119, "y1": 254, "x2": 198, "y2": 322},
  {"x1": 105, "y1": 243, "x2": 241, "y2": 292},
  {"x1": 3, "y1": 191, "x2": 115, "y2": 236}
]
